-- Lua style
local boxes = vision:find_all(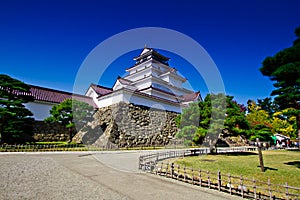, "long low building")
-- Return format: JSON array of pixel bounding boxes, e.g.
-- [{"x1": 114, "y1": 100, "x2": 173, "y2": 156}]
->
[{"x1": 25, "y1": 85, "x2": 97, "y2": 121}]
